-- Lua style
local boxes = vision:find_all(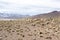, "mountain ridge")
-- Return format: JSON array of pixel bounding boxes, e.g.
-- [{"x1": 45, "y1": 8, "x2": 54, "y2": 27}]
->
[
  {"x1": 32, "y1": 11, "x2": 60, "y2": 18},
  {"x1": 0, "y1": 13, "x2": 30, "y2": 19}
]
